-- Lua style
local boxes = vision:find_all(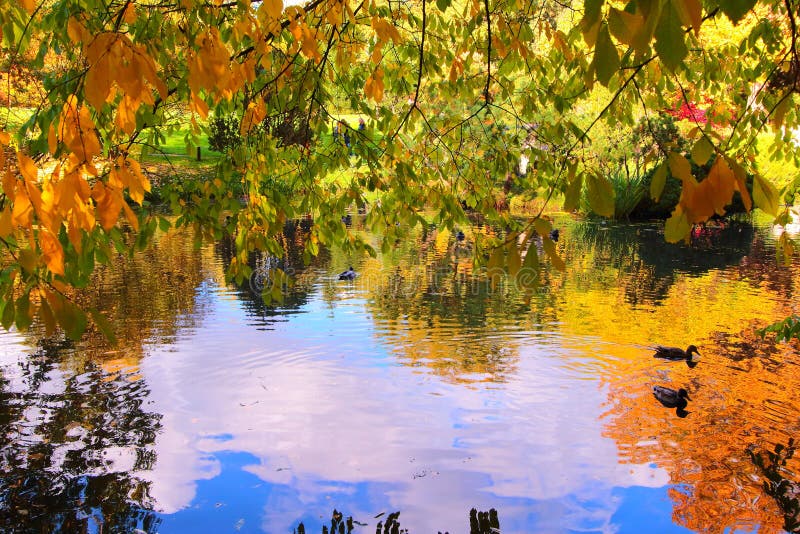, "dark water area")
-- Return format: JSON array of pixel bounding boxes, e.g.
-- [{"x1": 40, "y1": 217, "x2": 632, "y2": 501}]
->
[{"x1": 1, "y1": 214, "x2": 799, "y2": 533}]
